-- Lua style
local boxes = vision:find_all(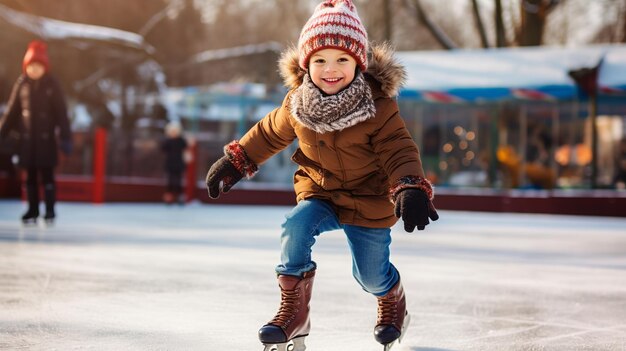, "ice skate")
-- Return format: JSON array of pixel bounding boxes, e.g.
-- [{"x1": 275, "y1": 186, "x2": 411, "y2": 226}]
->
[
  {"x1": 374, "y1": 279, "x2": 409, "y2": 350},
  {"x1": 22, "y1": 184, "x2": 40, "y2": 225},
  {"x1": 44, "y1": 212, "x2": 55, "y2": 226},
  {"x1": 176, "y1": 193, "x2": 185, "y2": 205},
  {"x1": 21, "y1": 214, "x2": 38, "y2": 225},
  {"x1": 258, "y1": 270, "x2": 315, "y2": 351},
  {"x1": 379, "y1": 312, "x2": 410, "y2": 350},
  {"x1": 43, "y1": 185, "x2": 56, "y2": 225},
  {"x1": 21, "y1": 209, "x2": 39, "y2": 226}
]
